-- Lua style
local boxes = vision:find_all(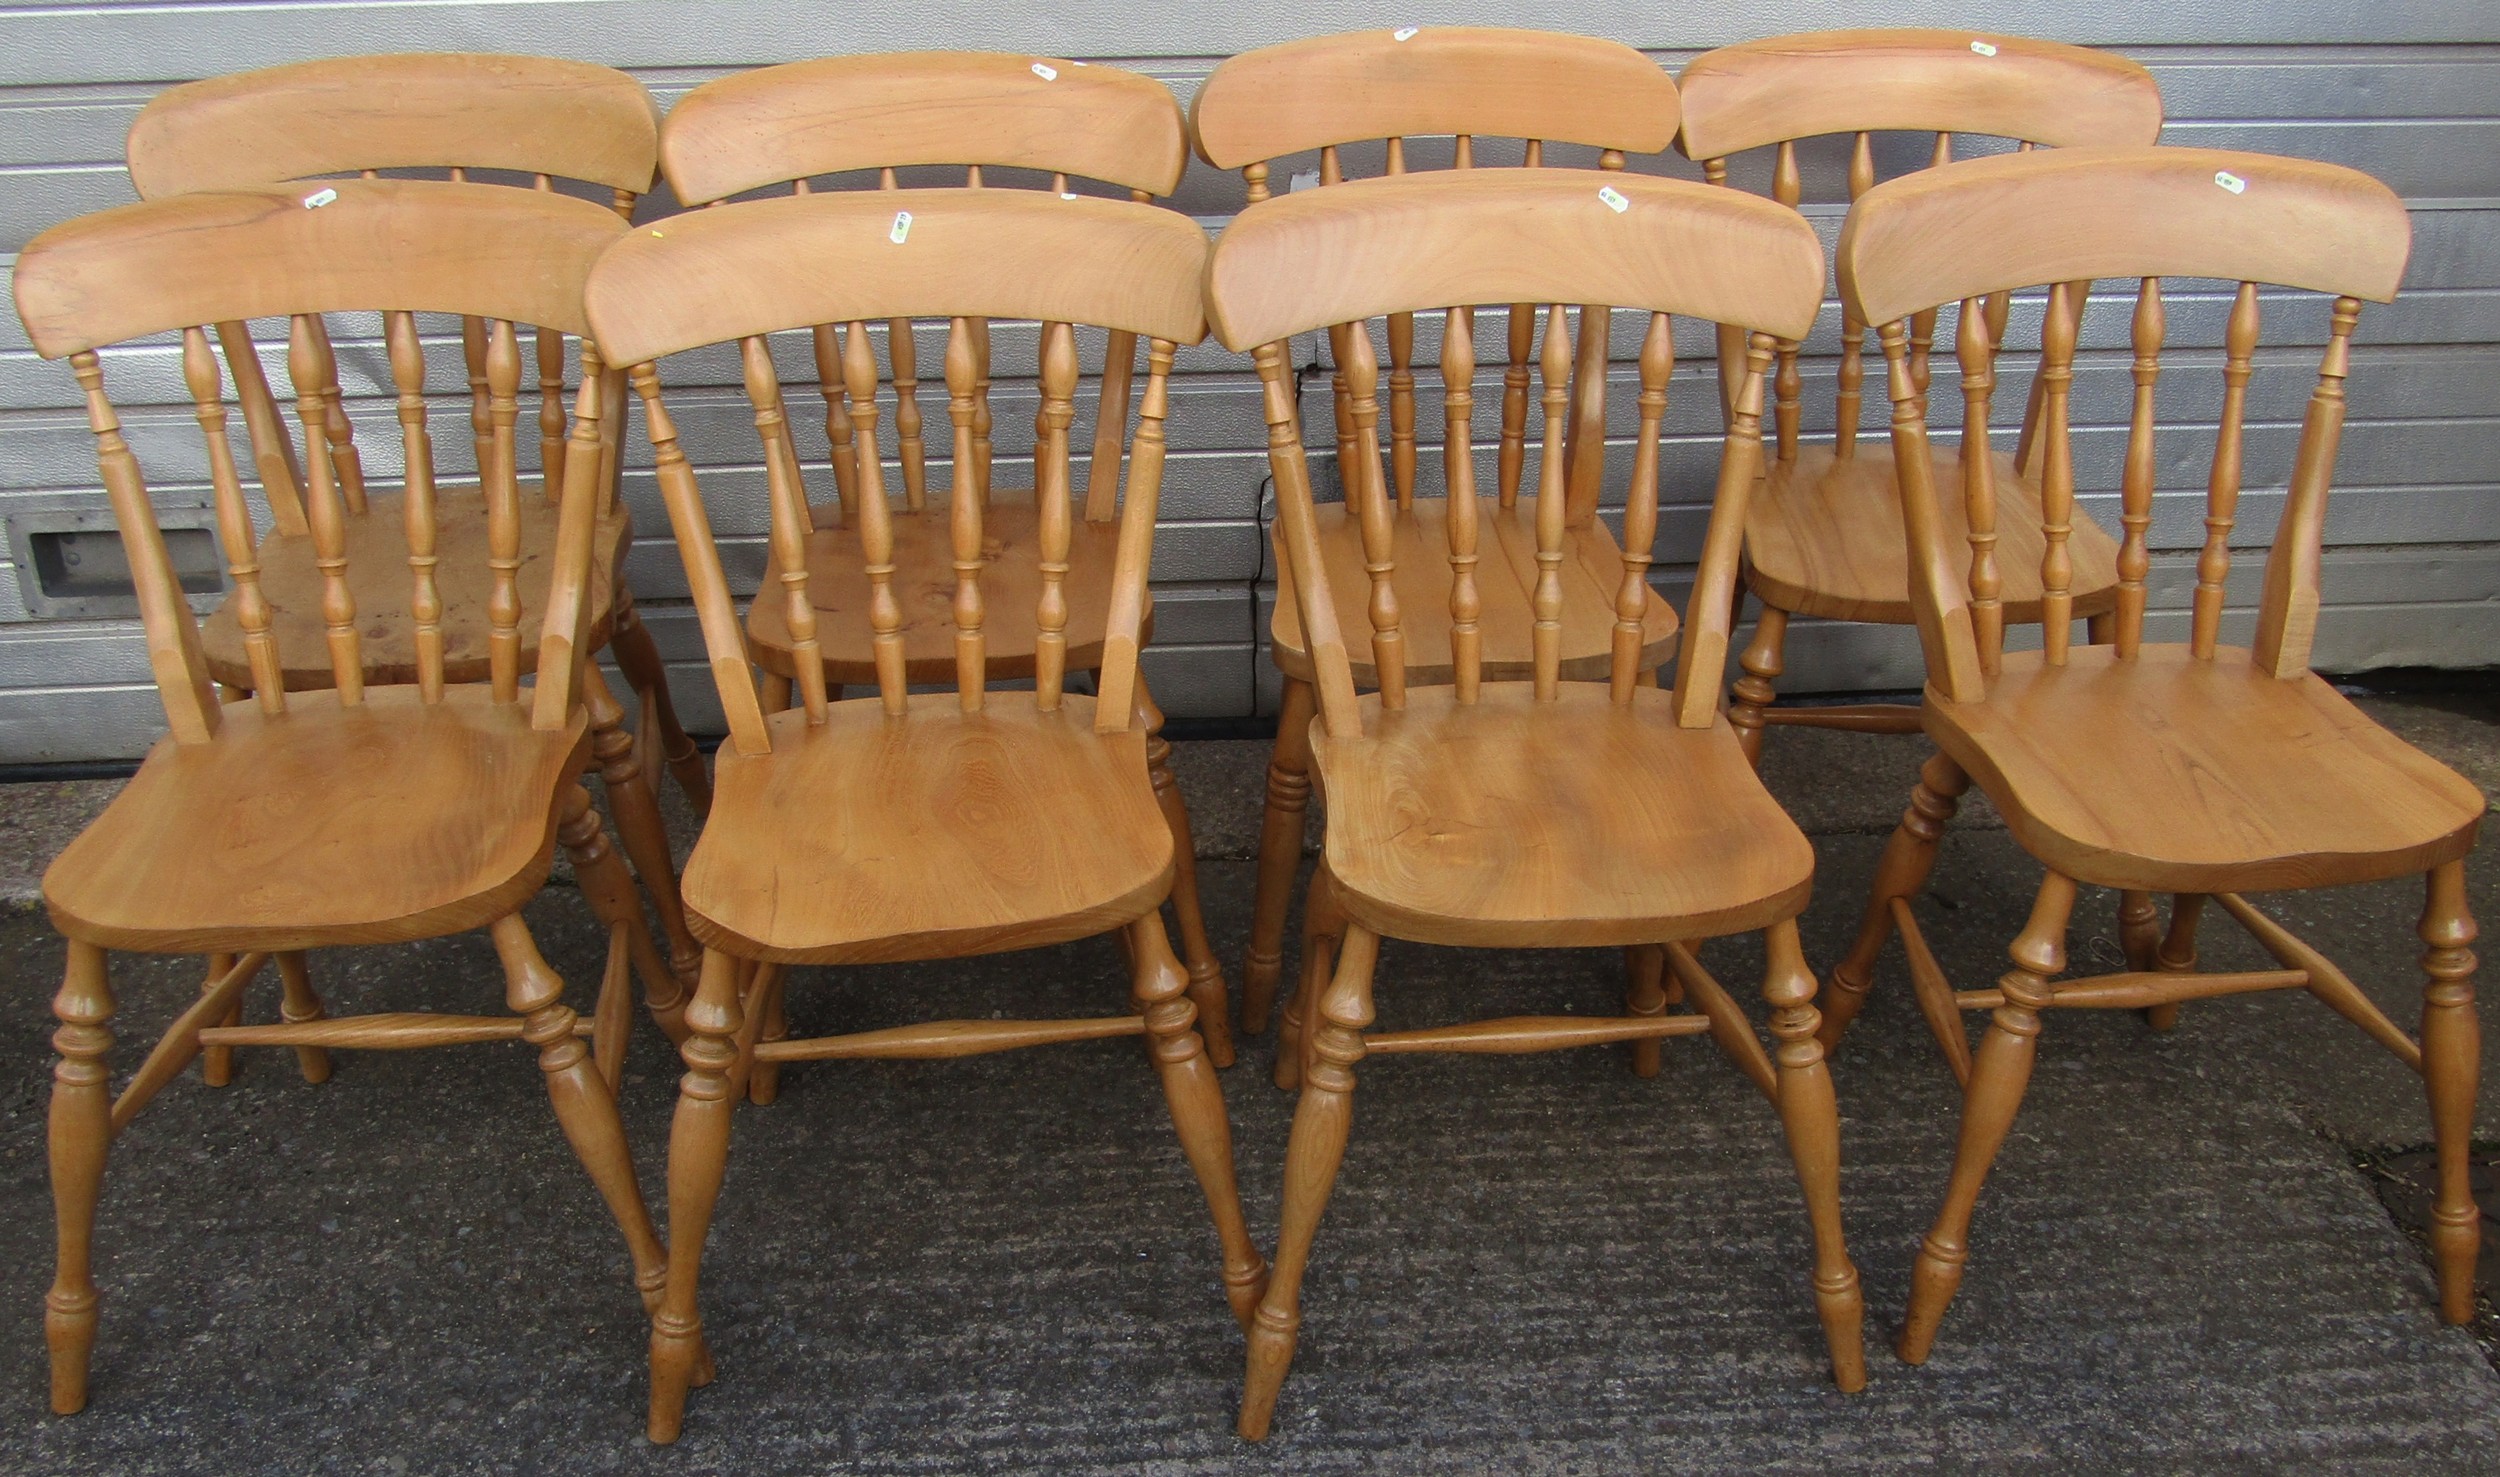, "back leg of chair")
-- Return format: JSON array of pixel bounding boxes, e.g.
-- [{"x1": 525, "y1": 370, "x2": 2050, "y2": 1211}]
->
[
  {"x1": 609, "y1": 588, "x2": 711, "y2": 816},
  {"x1": 2117, "y1": 890, "x2": 2179, "y2": 1031},
  {"x1": 1244, "y1": 675, "x2": 1318, "y2": 1035},
  {"x1": 1240, "y1": 922, "x2": 1378, "y2": 1442},
  {"x1": 555, "y1": 782, "x2": 688, "y2": 1045},
  {"x1": 649, "y1": 948, "x2": 744, "y2": 1444},
  {"x1": 1276, "y1": 864, "x2": 1343, "y2": 1093},
  {"x1": 584, "y1": 666, "x2": 702, "y2": 993},
  {"x1": 1128, "y1": 910, "x2": 1267, "y2": 1329},
  {"x1": 1625, "y1": 943, "x2": 1671, "y2": 1078},
  {"x1": 1822, "y1": 752, "x2": 1970, "y2": 1053},
  {"x1": 275, "y1": 952, "x2": 332, "y2": 1084},
  {"x1": 199, "y1": 951, "x2": 240, "y2": 1087},
  {"x1": 45, "y1": 938, "x2": 114, "y2": 1415},
  {"x1": 1761, "y1": 918, "x2": 1866, "y2": 1390},
  {"x1": 1729, "y1": 602, "x2": 1787, "y2": 768},
  {"x1": 1899, "y1": 871, "x2": 2074, "y2": 1364},
  {"x1": 745, "y1": 965, "x2": 789, "y2": 1106},
  {"x1": 1137, "y1": 676, "x2": 1233, "y2": 1068},
  {"x1": 2419, "y1": 859, "x2": 2482, "y2": 1324}
]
